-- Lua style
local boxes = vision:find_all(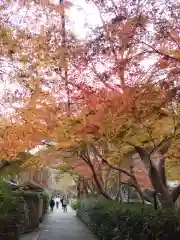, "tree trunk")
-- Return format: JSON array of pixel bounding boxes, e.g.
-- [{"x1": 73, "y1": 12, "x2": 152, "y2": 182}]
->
[
  {"x1": 127, "y1": 187, "x2": 130, "y2": 203},
  {"x1": 81, "y1": 153, "x2": 111, "y2": 199},
  {"x1": 77, "y1": 180, "x2": 81, "y2": 199},
  {"x1": 76, "y1": 177, "x2": 85, "y2": 198},
  {"x1": 130, "y1": 166, "x2": 145, "y2": 204},
  {"x1": 91, "y1": 180, "x2": 100, "y2": 194},
  {"x1": 153, "y1": 191, "x2": 158, "y2": 210},
  {"x1": 104, "y1": 167, "x2": 112, "y2": 193},
  {"x1": 83, "y1": 179, "x2": 89, "y2": 196},
  {"x1": 115, "y1": 173, "x2": 122, "y2": 202},
  {"x1": 86, "y1": 180, "x2": 96, "y2": 195},
  {"x1": 135, "y1": 146, "x2": 174, "y2": 209}
]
